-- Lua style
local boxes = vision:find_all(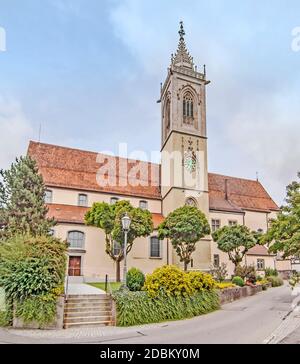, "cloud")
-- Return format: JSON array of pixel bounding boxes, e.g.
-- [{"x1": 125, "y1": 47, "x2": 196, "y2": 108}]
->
[{"x1": 0, "y1": 96, "x2": 33, "y2": 170}]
